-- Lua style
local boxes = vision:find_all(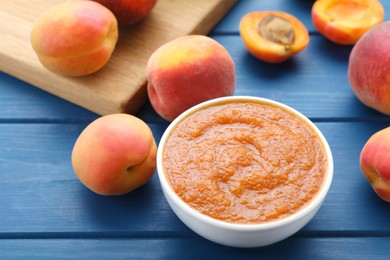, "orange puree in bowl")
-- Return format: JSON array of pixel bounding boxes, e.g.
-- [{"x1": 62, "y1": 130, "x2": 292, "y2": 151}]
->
[{"x1": 162, "y1": 101, "x2": 328, "y2": 224}]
